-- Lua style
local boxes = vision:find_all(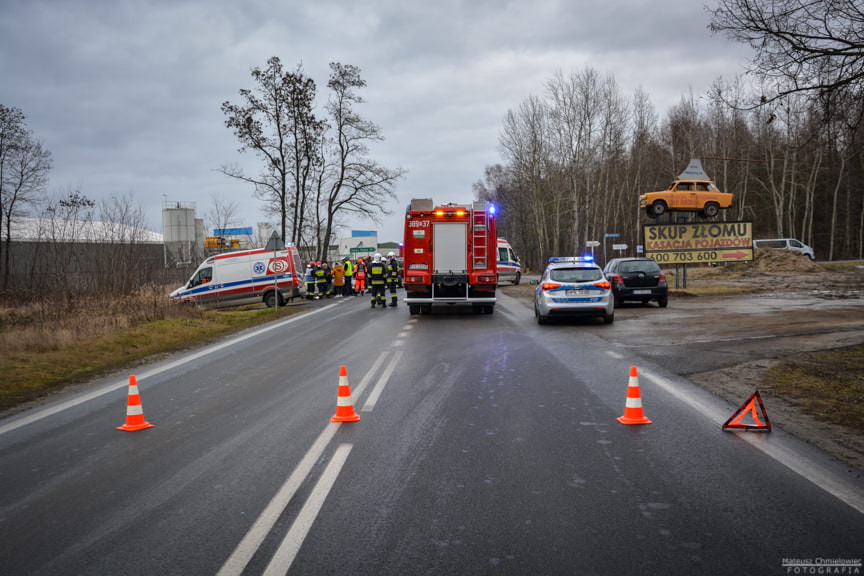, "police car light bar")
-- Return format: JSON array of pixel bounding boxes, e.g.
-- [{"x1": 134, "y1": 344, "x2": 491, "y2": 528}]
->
[{"x1": 548, "y1": 256, "x2": 594, "y2": 263}]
